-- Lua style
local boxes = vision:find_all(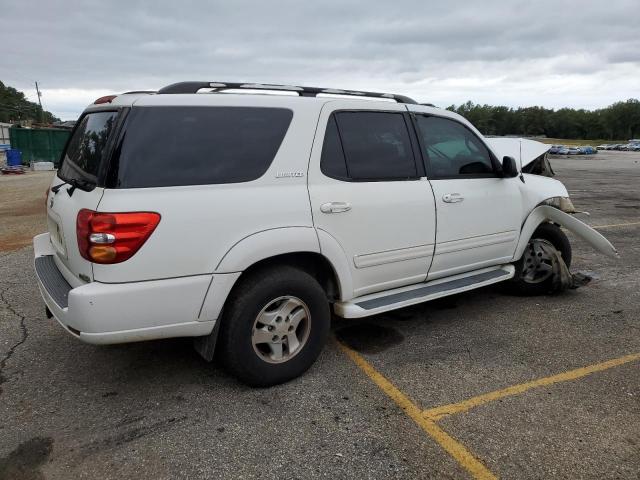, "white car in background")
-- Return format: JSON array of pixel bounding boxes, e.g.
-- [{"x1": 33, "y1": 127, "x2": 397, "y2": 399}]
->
[{"x1": 34, "y1": 81, "x2": 618, "y2": 386}]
